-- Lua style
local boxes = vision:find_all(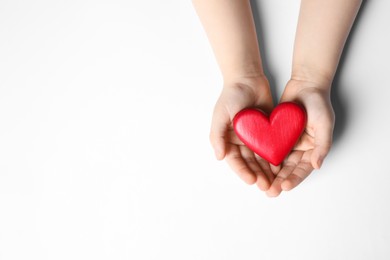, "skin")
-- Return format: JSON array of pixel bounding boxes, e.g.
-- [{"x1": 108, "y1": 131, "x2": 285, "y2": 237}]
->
[{"x1": 192, "y1": 0, "x2": 362, "y2": 196}]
